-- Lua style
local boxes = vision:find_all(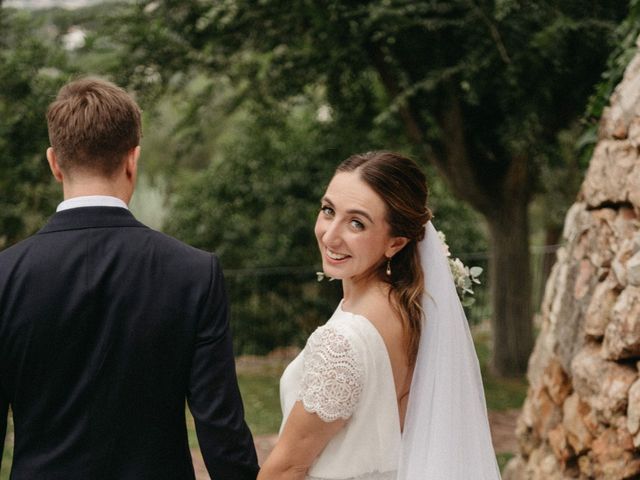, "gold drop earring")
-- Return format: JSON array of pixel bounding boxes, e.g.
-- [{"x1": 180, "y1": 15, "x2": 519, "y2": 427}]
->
[{"x1": 386, "y1": 257, "x2": 392, "y2": 276}]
